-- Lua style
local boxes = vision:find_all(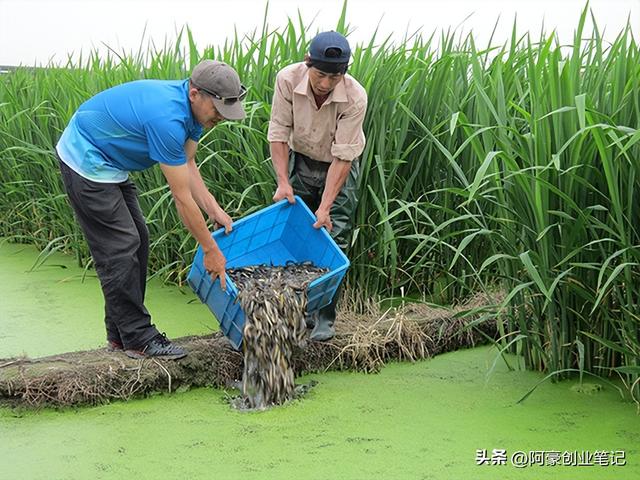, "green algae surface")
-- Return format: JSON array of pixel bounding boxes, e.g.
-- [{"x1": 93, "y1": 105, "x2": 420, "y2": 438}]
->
[
  {"x1": 0, "y1": 242, "x2": 215, "y2": 359},
  {"x1": 1, "y1": 241, "x2": 639, "y2": 479}
]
